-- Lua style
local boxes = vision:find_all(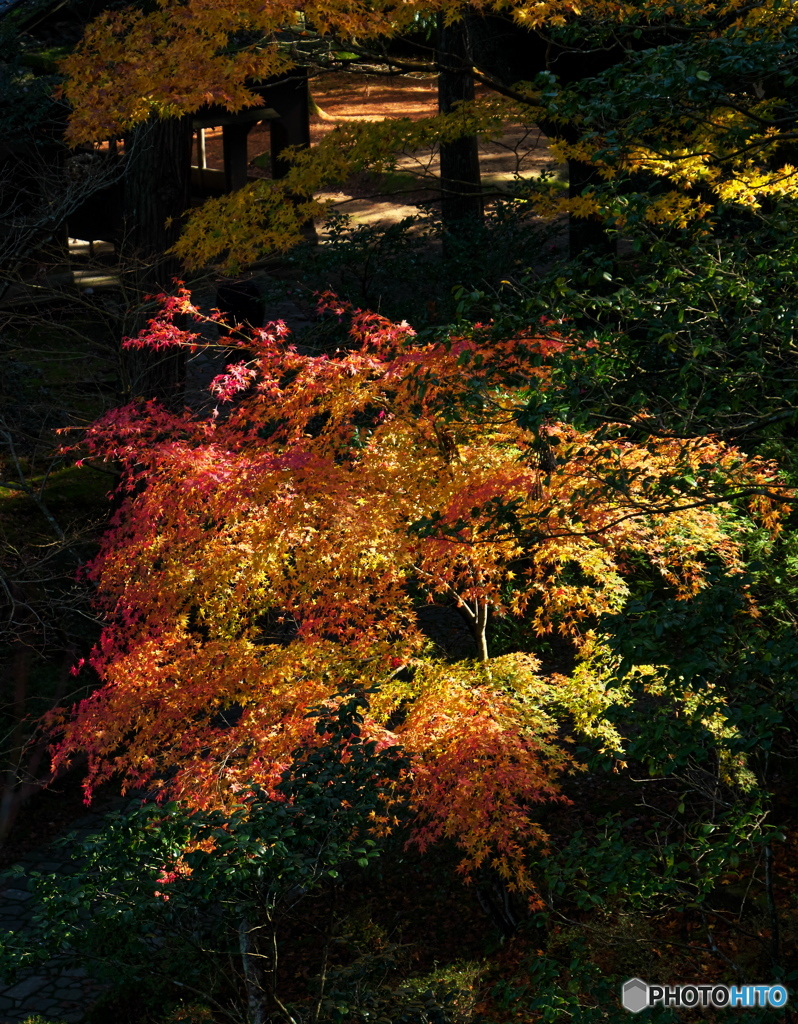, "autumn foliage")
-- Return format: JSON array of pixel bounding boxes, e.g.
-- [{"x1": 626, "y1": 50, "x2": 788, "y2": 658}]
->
[
  {"x1": 56, "y1": 0, "x2": 798, "y2": 271},
  {"x1": 53, "y1": 290, "x2": 790, "y2": 896}
]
